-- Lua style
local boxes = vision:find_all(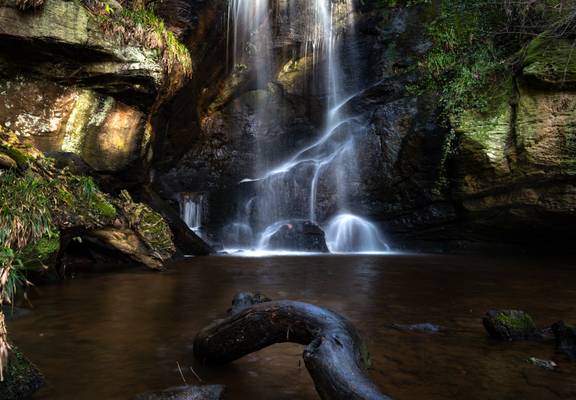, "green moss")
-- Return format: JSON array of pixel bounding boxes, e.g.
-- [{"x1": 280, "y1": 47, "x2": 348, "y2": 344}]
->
[
  {"x1": 19, "y1": 232, "x2": 60, "y2": 270},
  {"x1": 94, "y1": 198, "x2": 116, "y2": 219},
  {"x1": 523, "y1": 35, "x2": 576, "y2": 87},
  {"x1": 0, "y1": 146, "x2": 29, "y2": 168},
  {"x1": 495, "y1": 311, "x2": 536, "y2": 332},
  {"x1": 416, "y1": 0, "x2": 574, "y2": 117},
  {"x1": 116, "y1": 190, "x2": 174, "y2": 260}
]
